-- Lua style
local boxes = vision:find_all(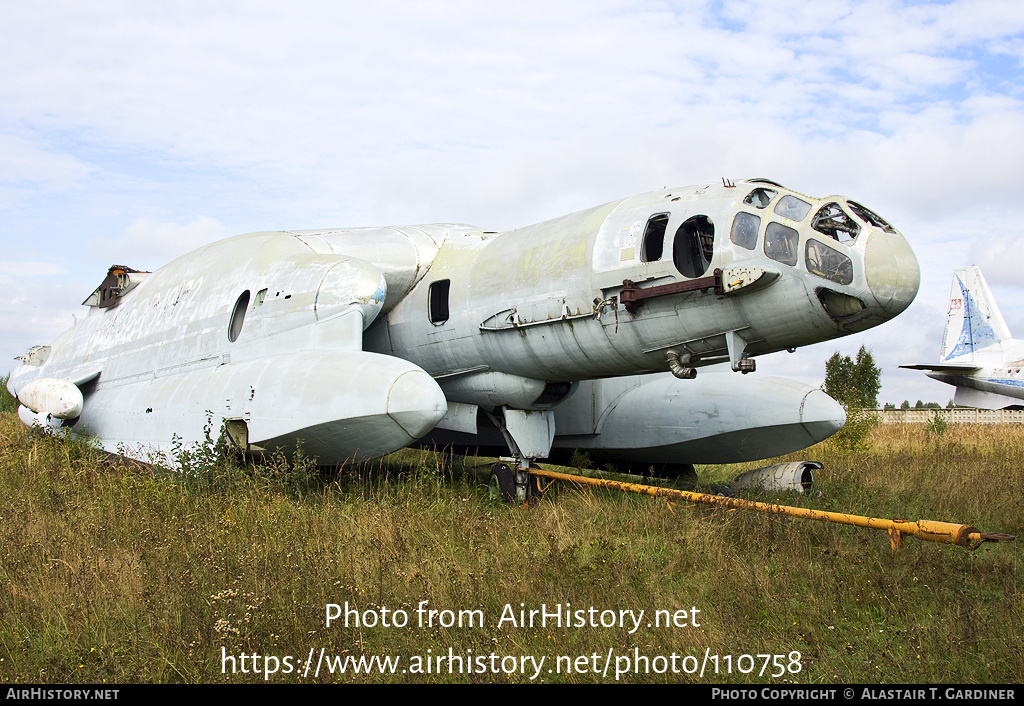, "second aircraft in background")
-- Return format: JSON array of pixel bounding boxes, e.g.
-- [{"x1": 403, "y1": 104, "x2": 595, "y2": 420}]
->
[{"x1": 902, "y1": 266, "x2": 1024, "y2": 409}]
